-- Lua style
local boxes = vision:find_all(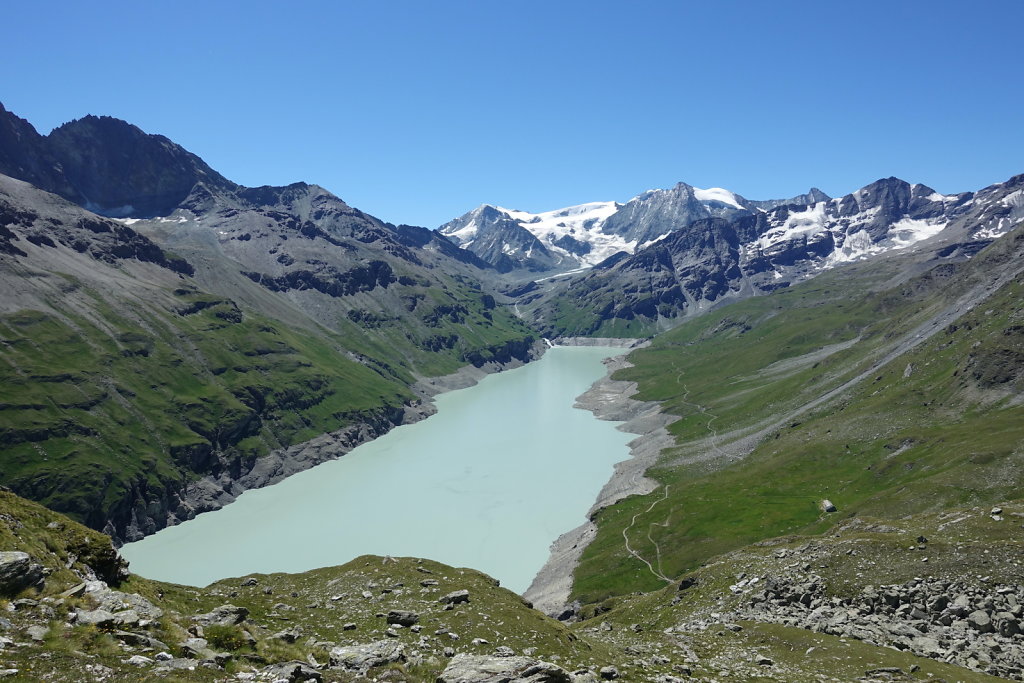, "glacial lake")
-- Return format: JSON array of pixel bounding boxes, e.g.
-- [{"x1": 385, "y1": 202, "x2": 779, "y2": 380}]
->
[{"x1": 121, "y1": 346, "x2": 634, "y2": 594}]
